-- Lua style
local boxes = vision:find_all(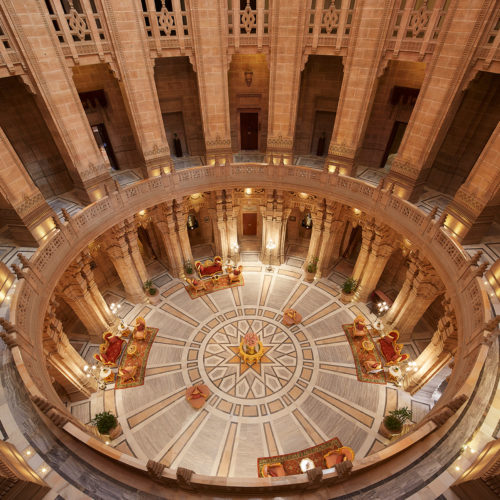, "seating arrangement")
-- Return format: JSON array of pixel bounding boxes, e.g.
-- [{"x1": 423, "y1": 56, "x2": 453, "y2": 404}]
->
[
  {"x1": 195, "y1": 256, "x2": 223, "y2": 277},
  {"x1": 94, "y1": 332, "x2": 125, "y2": 367},
  {"x1": 378, "y1": 330, "x2": 409, "y2": 366},
  {"x1": 185, "y1": 384, "x2": 210, "y2": 409}
]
